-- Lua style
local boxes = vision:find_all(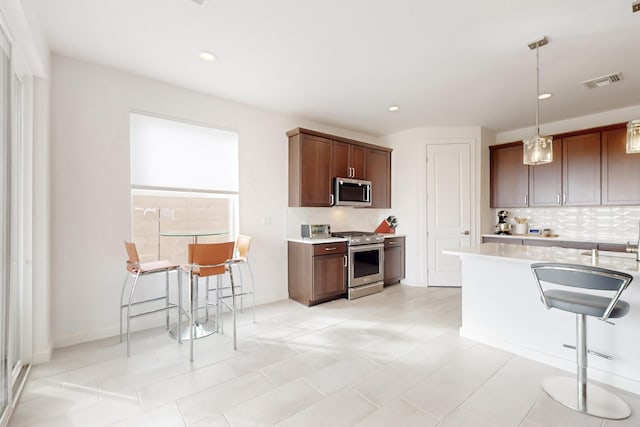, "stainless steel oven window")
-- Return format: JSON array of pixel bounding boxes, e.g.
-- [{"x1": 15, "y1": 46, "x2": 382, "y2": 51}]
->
[{"x1": 348, "y1": 244, "x2": 384, "y2": 287}]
